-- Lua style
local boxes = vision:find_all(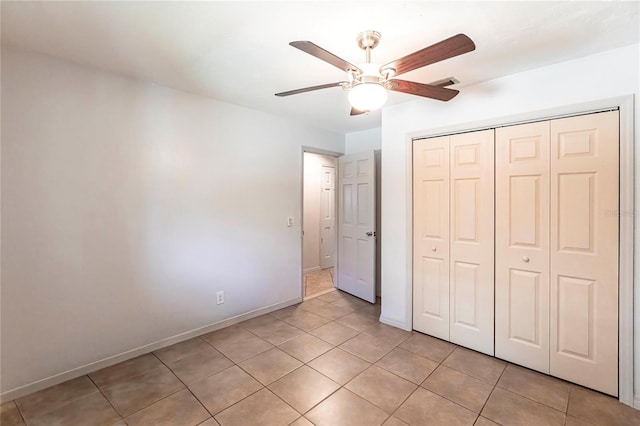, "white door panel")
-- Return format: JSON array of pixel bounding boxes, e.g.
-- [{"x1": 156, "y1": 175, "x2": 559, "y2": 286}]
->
[
  {"x1": 338, "y1": 152, "x2": 376, "y2": 303},
  {"x1": 320, "y1": 166, "x2": 336, "y2": 269},
  {"x1": 449, "y1": 130, "x2": 495, "y2": 355},
  {"x1": 496, "y1": 121, "x2": 550, "y2": 373},
  {"x1": 413, "y1": 136, "x2": 450, "y2": 340},
  {"x1": 550, "y1": 111, "x2": 619, "y2": 396}
]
